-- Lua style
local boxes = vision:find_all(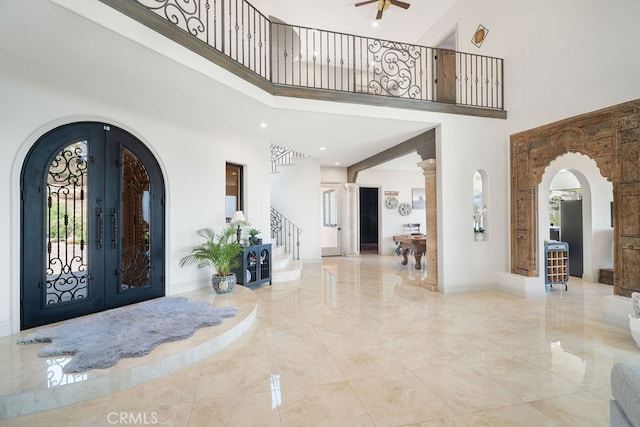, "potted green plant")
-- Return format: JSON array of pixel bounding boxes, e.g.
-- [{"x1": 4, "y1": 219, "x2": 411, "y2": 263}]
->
[
  {"x1": 179, "y1": 225, "x2": 244, "y2": 294},
  {"x1": 248, "y1": 228, "x2": 262, "y2": 246}
]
